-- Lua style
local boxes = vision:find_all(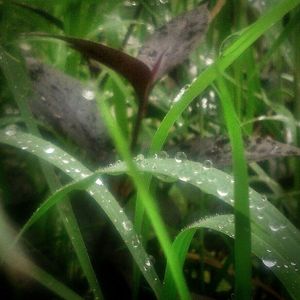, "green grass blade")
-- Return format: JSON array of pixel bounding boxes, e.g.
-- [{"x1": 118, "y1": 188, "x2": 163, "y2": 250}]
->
[
  {"x1": 149, "y1": 0, "x2": 300, "y2": 155},
  {"x1": 216, "y1": 74, "x2": 251, "y2": 299},
  {"x1": 101, "y1": 158, "x2": 300, "y2": 299},
  {"x1": 2, "y1": 129, "x2": 300, "y2": 299},
  {"x1": 169, "y1": 213, "x2": 300, "y2": 300},
  {"x1": 0, "y1": 129, "x2": 162, "y2": 297},
  {"x1": 96, "y1": 93, "x2": 191, "y2": 300},
  {"x1": 0, "y1": 46, "x2": 103, "y2": 299}
]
